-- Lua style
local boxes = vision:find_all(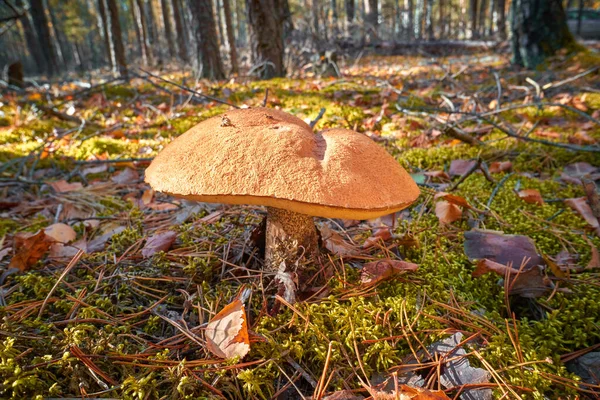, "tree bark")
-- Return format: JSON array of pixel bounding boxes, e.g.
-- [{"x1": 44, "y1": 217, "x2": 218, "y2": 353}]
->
[
  {"x1": 496, "y1": 0, "x2": 506, "y2": 39},
  {"x1": 345, "y1": 0, "x2": 354, "y2": 23},
  {"x1": 366, "y1": 0, "x2": 378, "y2": 31},
  {"x1": 425, "y1": 0, "x2": 433, "y2": 39},
  {"x1": 106, "y1": 0, "x2": 128, "y2": 78},
  {"x1": 511, "y1": 0, "x2": 575, "y2": 68},
  {"x1": 161, "y1": 0, "x2": 176, "y2": 58},
  {"x1": 189, "y1": 0, "x2": 226, "y2": 79},
  {"x1": 223, "y1": 0, "x2": 238, "y2": 73},
  {"x1": 312, "y1": 0, "x2": 320, "y2": 36},
  {"x1": 470, "y1": 0, "x2": 478, "y2": 38},
  {"x1": 478, "y1": 0, "x2": 487, "y2": 38},
  {"x1": 215, "y1": 0, "x2": 226, "y2": 47},
  {"x1": 135, "y1": 0, "x2": 153, "y2": 64},
  {"x1": 405, "y1": 0, "x2": 413, "y2": 39},
  {"x1": 16, "y1": 0, "x2": 44, "y2": 73},
  {"x1": 171, "y1": 0, "x2": 189, "y2": 62},
  {"x1": 246, "y1": 0, "x2": 285, "y2": 79},
  {"x1": 47, "y1": 5, "x2": 71, "y2": 67},
  {"x1": 438, "y1": 0, "x2": 444, "y2": 38},
  {"x1": 29, "y1": 0, "x2": 58, "y2": 76},
  {"x1": 97, "y1": 0, "x2": 115, "y2": 69}
]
